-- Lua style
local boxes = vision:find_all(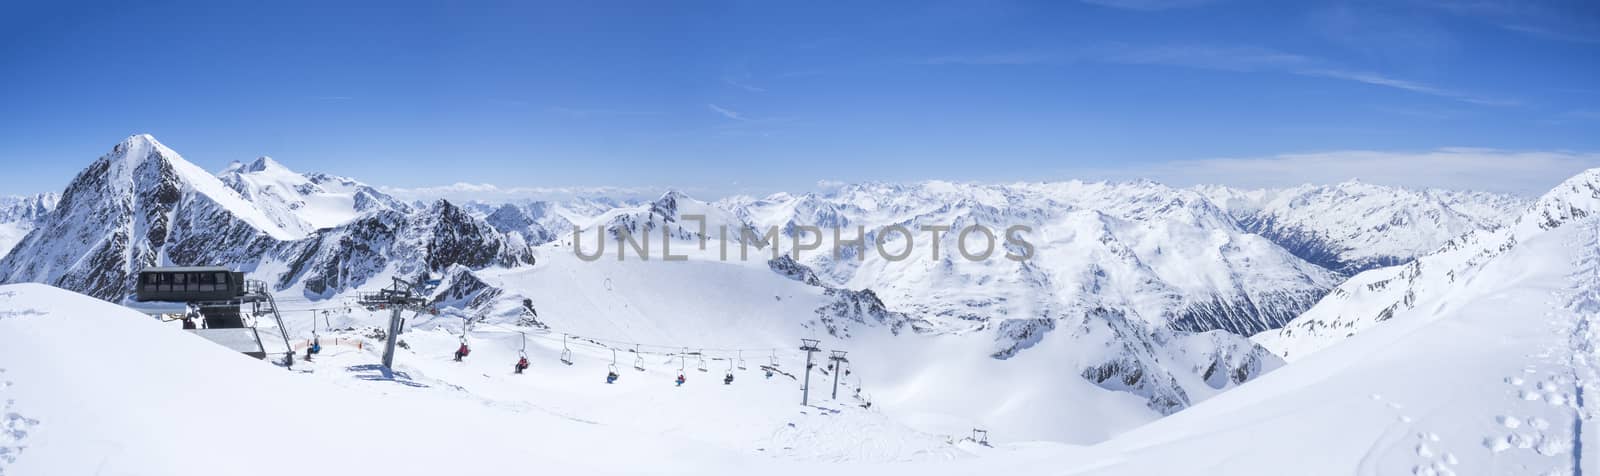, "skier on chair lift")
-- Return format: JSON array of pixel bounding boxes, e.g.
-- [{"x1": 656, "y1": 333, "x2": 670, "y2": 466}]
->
[
  {"x1": 675, "y1": 373, "x2": 686, "y2": 386},
  {"x1": 606, "y1": 370, "x2": 619, "y2": 384},
  {"x1": 515, "y1": 355, "x2": 529, "y2": 374},
  {"x1": 455, "y1": 340, "x2": 471, "y2": 362},
  {"x1": 723, "y1": 373, "x2": 734, "y2": 385}
]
